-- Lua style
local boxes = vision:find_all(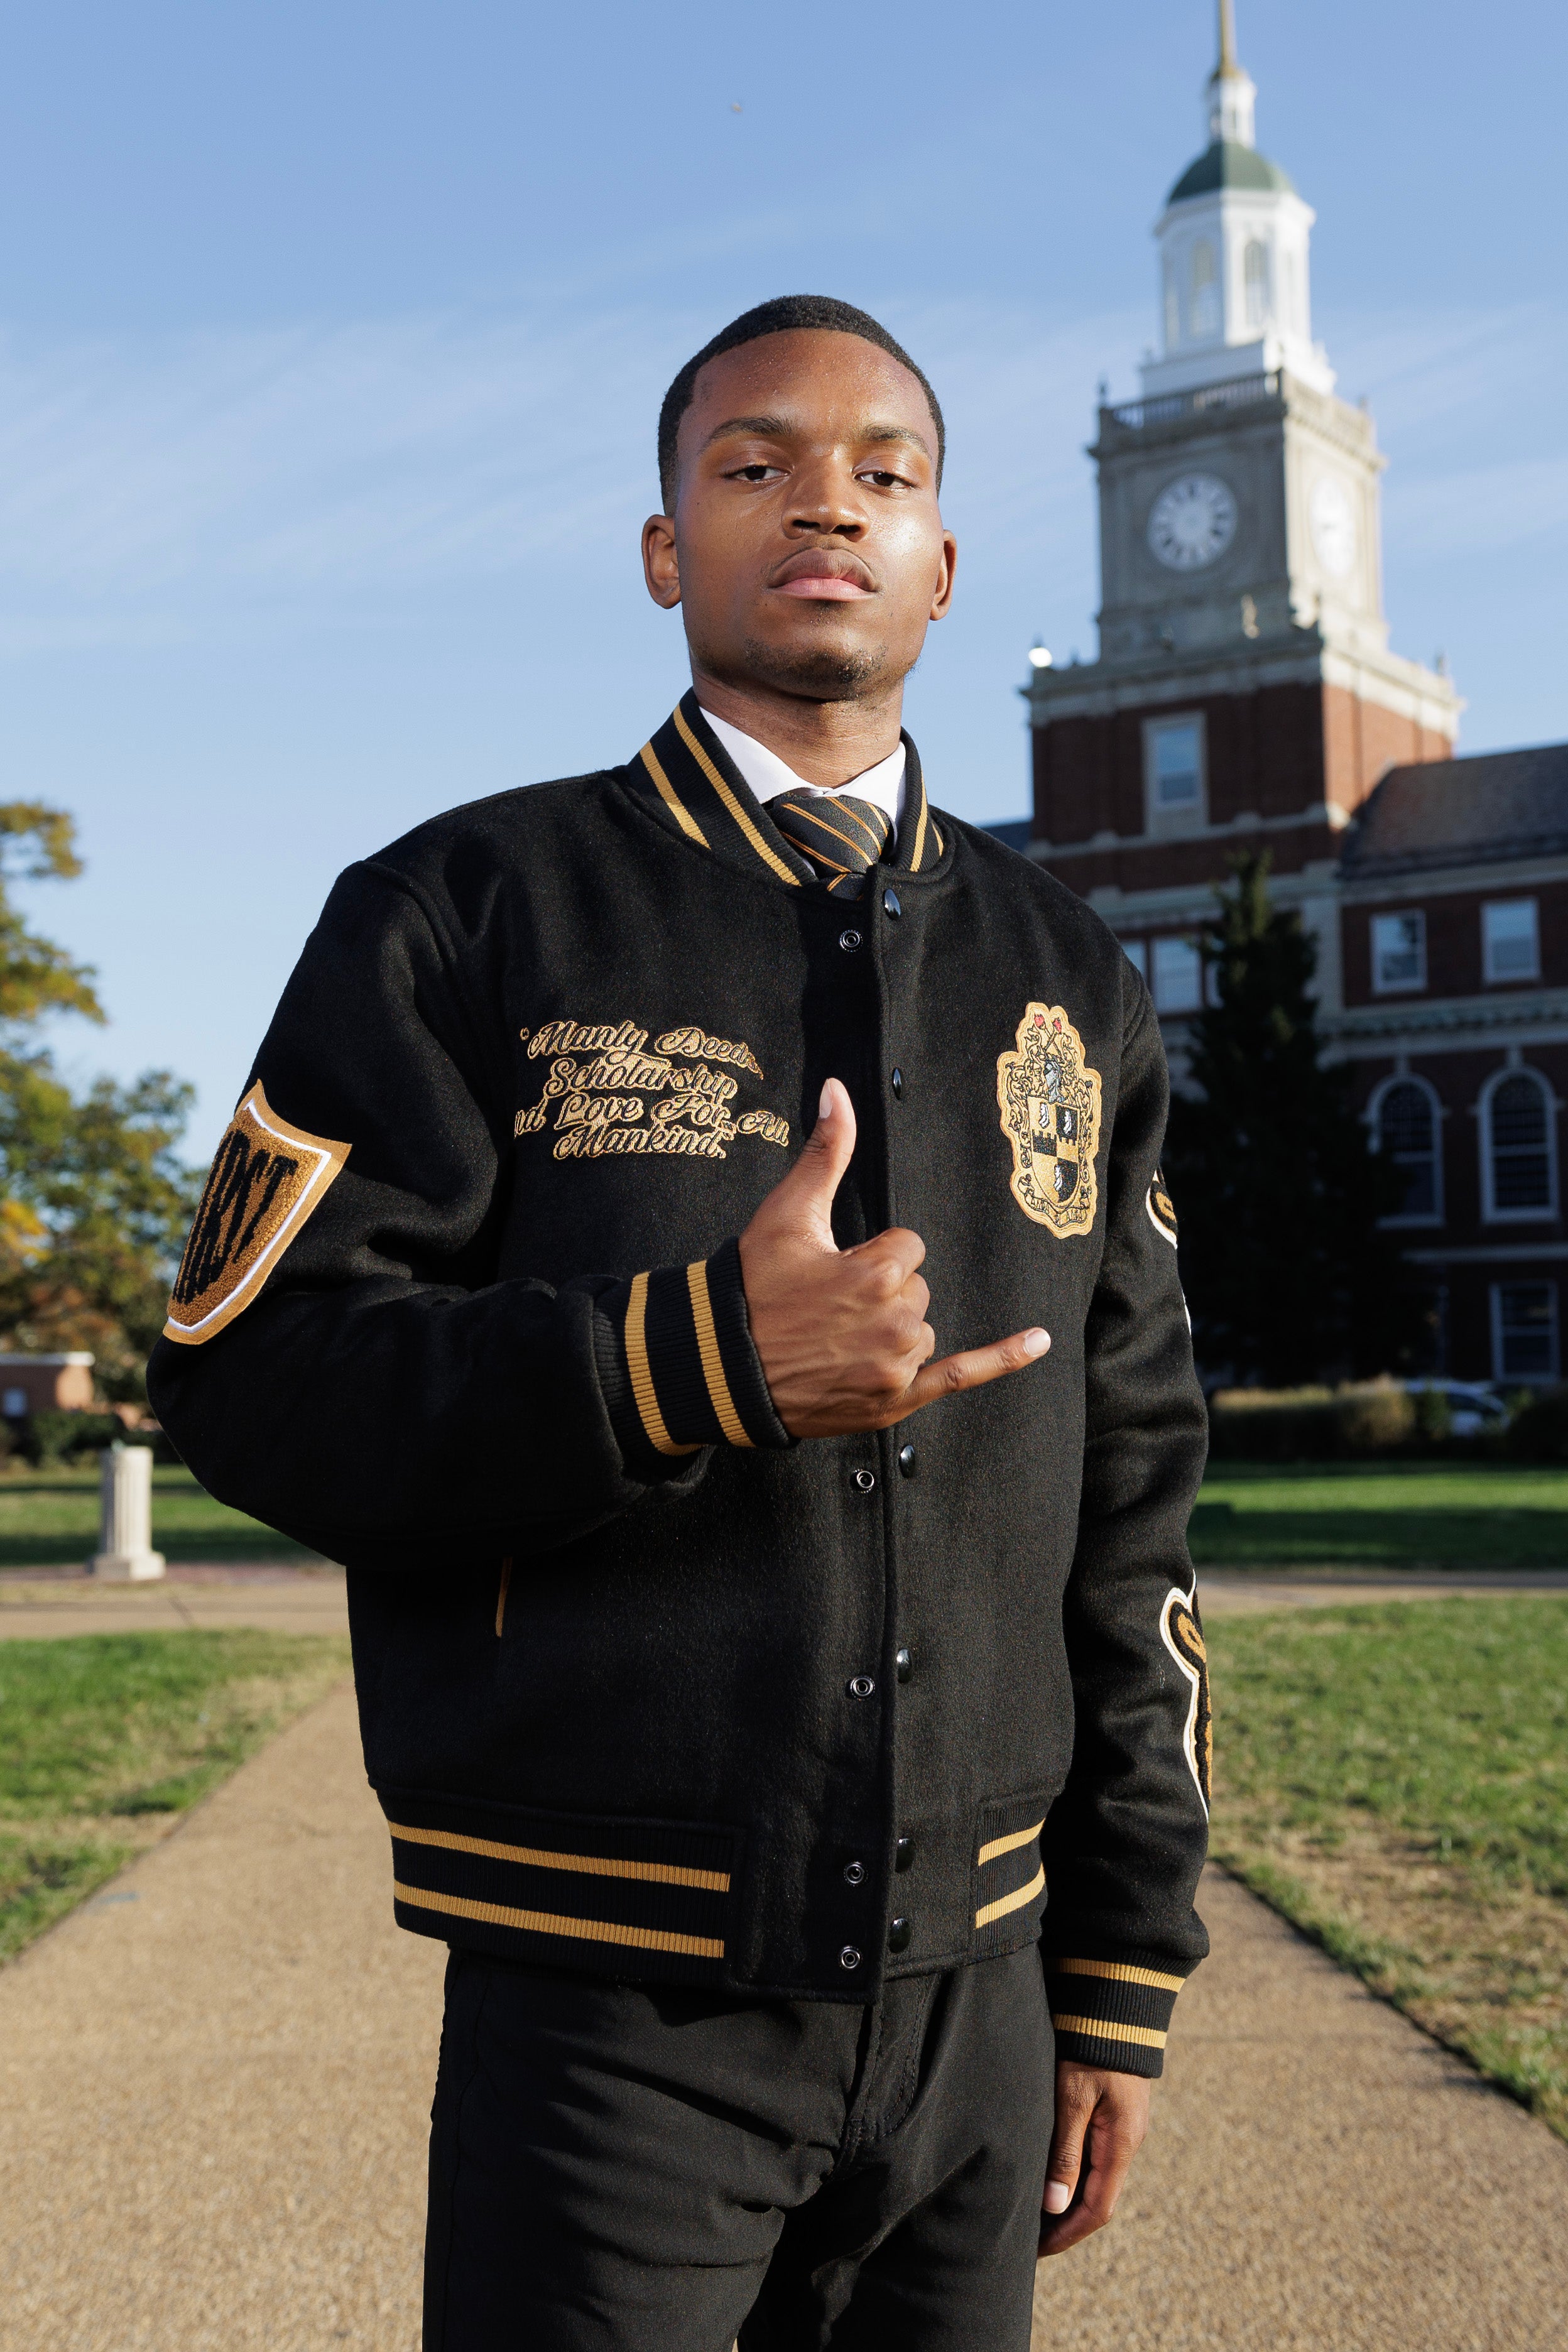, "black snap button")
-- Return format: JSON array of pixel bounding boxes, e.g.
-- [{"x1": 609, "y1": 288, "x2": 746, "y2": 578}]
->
[
  {"x1": 890, "y1": 1067, "x2": 904, "y2": 1100},
  {"x1": 883, "y1": 887, "x2": 902, "y2": 918},
  {"x1": 843, "y1": 1860, "x2": 866, "y2": 1887},
  {"x1": 847, "y1": 1674, "x2": 876, "y2": 1701},
  {"x1": 895, "y1": 1836, "x2": 914, "y2": 1873},
  {"x1": 853, "y1": 1468, "x2": 876, "y2": 1494},
  {"x1": 887, "y1": 1916, "x2": 913, "y2": 1954},
  {"x1": 895, "y1": 1647, "x2": 912, "y2": 1684},
  {"x1": 897, "y1": 1442, "x2": 917, "y2": 1479},
  {"x1": 838, "y1": 928, "x2": 862, "y2": 953},
  {"x1": 839, "y1": 1945, "x2": 863, "y2": 1971}
]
